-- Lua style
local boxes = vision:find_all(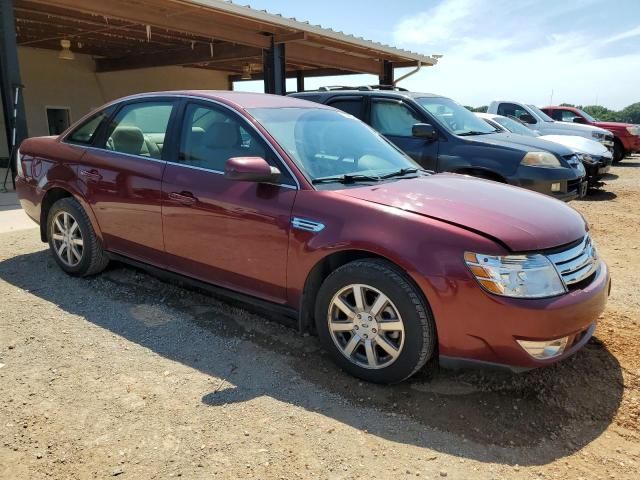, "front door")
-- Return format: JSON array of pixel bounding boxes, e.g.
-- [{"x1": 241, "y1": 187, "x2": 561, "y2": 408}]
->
[
  {"x1": 161, "y1": 100, "x2": 297, "y2": 303},
  {"x1": 79, "y1": 99, "x2": 176, "y2": 265},
  {"x1": 368, "y1": 98, "x2": 439, "y2": 171}
]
